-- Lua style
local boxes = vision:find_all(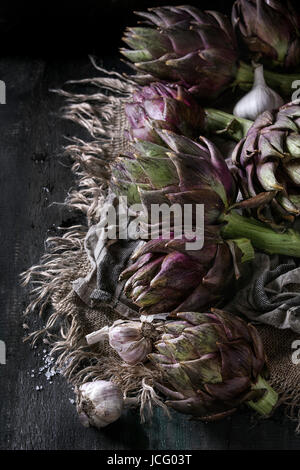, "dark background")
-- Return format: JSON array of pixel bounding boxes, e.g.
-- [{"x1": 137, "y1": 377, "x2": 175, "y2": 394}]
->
[
  {"x1": 0, "y1": 0, "x2": 229, "y2": 57},
  {"x1": 0, "y1": 0, "x2": 300, "y2": 451}
]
